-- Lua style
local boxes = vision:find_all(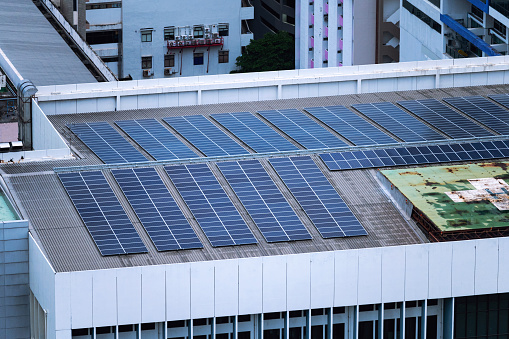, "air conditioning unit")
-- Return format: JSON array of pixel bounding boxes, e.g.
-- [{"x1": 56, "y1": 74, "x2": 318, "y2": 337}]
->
[
  {"x1": 142, "y1": 69, "x2": 152, "y2": 77},
  {"x1": 214, "y1": 38, "x2": 222, "y2": 44},
  {"x1": 164, "y1": 68, "x2": 174, "y2": 76},
  {"x1": 177, "y1": 40, "x2": 185, "y2": 46},
  {"x1": 205, "y1": 32, "x2": 212, "y2": 39},
  {"x1": 212, "y1": 32, "x2": 219, "y2": 39},
  {"x1": 175, "y1": 36, "x2": 181, "y2": 41},
  {"x1": 185, "y1": 40, "x2": 193, "y2": 46},
  {"x1": 181, "y1": 35, "x2": 188, "y2": 40},
  {"x1": 168, "y1": 41, "x2": 177, "y2": 47},
  {"x1": 206, "y1": 38, "x2": 213, "y2": 44},
  {"x1": 196, "y1": 39, "x2": 205, "y2": 45},
  {"x1": 205, "y1": 26, "x2": 211, "y2": 33}
]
